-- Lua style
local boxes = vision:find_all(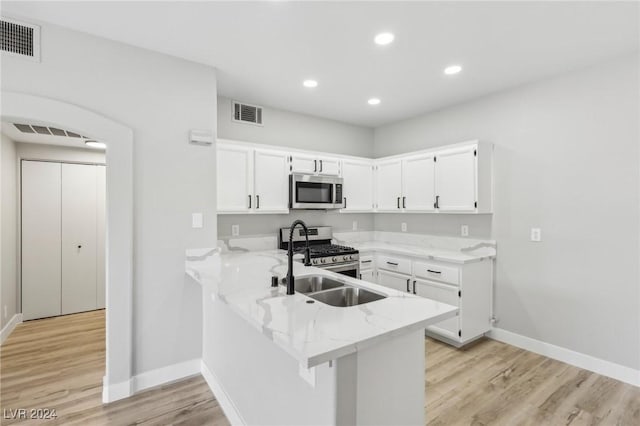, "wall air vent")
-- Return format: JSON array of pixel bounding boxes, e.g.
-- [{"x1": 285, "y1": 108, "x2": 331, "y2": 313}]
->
[
  {"x1": 13, "y1": 123, "x2": 87, "y2": 139},
  {"x1": 1, "y1": 17, "x2": 40, "y2": 61},
  {"x1": 232, "y1": 101, "x2": 263, "y2": 126}
]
